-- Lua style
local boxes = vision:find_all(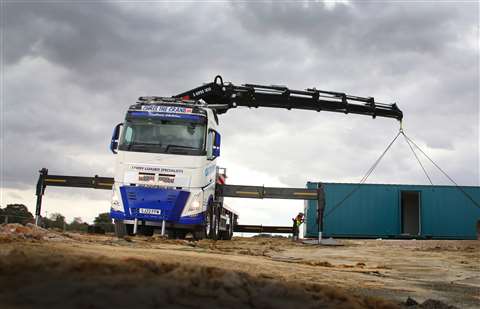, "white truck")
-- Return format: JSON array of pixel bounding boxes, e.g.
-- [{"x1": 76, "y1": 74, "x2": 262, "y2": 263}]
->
[{"x1": 109, "y1": 96, "x2": 236, "y2": 239}]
